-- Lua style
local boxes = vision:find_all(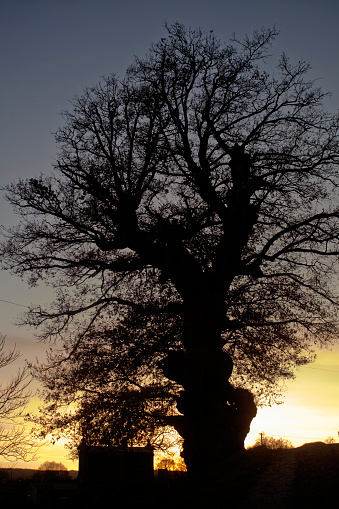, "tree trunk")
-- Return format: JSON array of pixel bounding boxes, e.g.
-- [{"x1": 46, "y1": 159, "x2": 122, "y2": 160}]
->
[{"x1": 164, "y1": 306, "x2": 257, "y2": 479}]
